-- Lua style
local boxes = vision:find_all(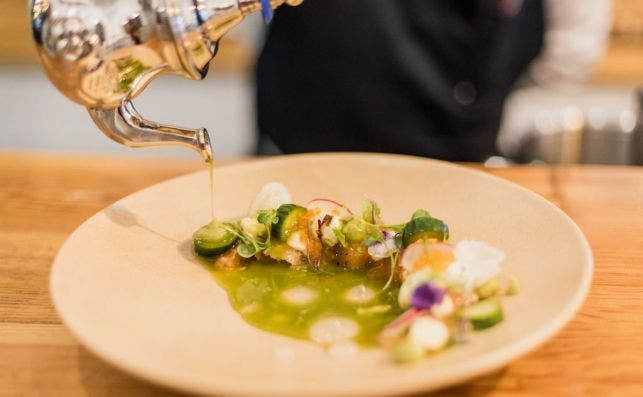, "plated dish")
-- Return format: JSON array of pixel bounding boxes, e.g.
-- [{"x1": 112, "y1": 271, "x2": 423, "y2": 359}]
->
[
  {"x1": 50, "y1": 153, "x2": 592, "y2": 396},
  {"x1": 194, "y1": 183, "x2": 519, "y2": 362}
]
